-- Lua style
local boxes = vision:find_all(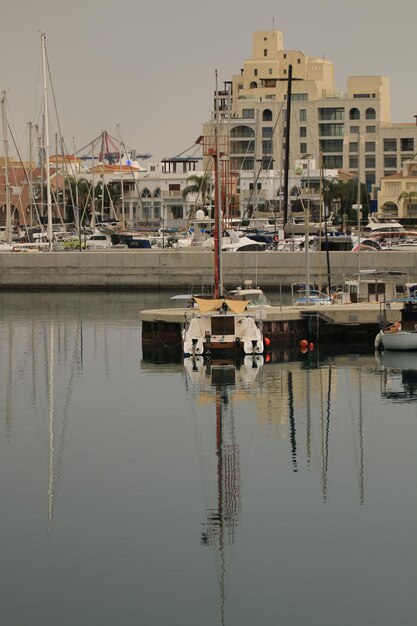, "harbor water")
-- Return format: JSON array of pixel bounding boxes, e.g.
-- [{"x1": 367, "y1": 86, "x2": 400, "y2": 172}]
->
[{"x1": 1, "y1": 290, "x2": 417, "y2": 626}]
